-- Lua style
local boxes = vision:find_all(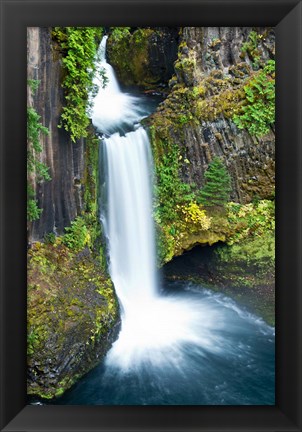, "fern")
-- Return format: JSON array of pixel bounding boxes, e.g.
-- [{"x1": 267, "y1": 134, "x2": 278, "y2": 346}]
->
[{"x1": 233, "y1": 60, "x2": 275, "y2": 137}]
